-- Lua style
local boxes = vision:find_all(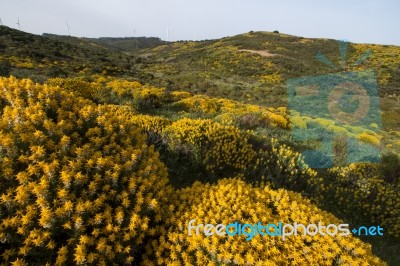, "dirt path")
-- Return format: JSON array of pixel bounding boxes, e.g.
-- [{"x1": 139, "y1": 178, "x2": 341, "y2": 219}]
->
[{"x1": 238, "y1": 49, "x2": 276, "y2": 57}]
